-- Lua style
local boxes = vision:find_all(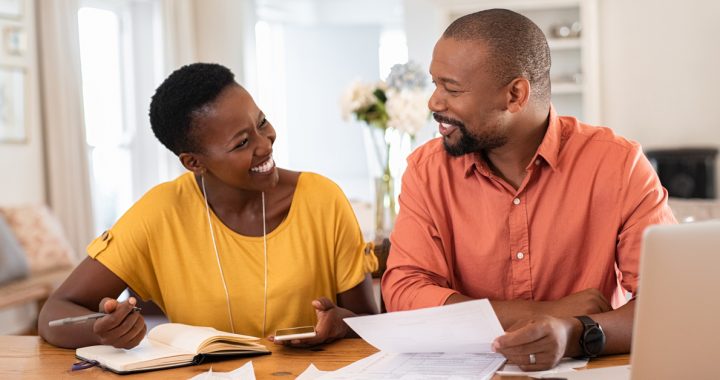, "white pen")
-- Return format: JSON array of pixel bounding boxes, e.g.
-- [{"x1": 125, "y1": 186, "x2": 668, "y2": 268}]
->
[{"x1": 48, "y1": 307, "x2": 141, "y2": 327}]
